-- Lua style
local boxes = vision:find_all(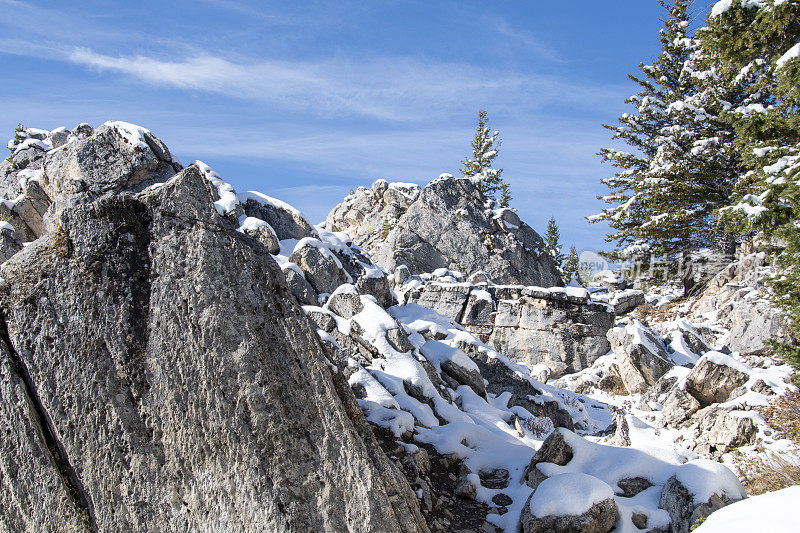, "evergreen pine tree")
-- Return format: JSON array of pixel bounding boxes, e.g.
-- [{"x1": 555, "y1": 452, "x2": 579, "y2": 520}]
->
[
  {"x1": 6, "y1": 123, "x2": 24, "y2": 163},
  {"x1": 563, "y1": 246, "x2": 580, "y2": 284},
  {"x1": 544, "y1": 217, "x2": 565, "y2": 272},
  {"x1": 460, "y1": 110, "x2": 507, "y2": 198},
  {"x1": 591, "y1": 0, "x2": 742, "y2": 276},
  {"x1": 499, "y1": 182, "x2": 512, "y2": 207},
  {"x1": 704, "y1": 0, "x2": 800, "y2": 366}
]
